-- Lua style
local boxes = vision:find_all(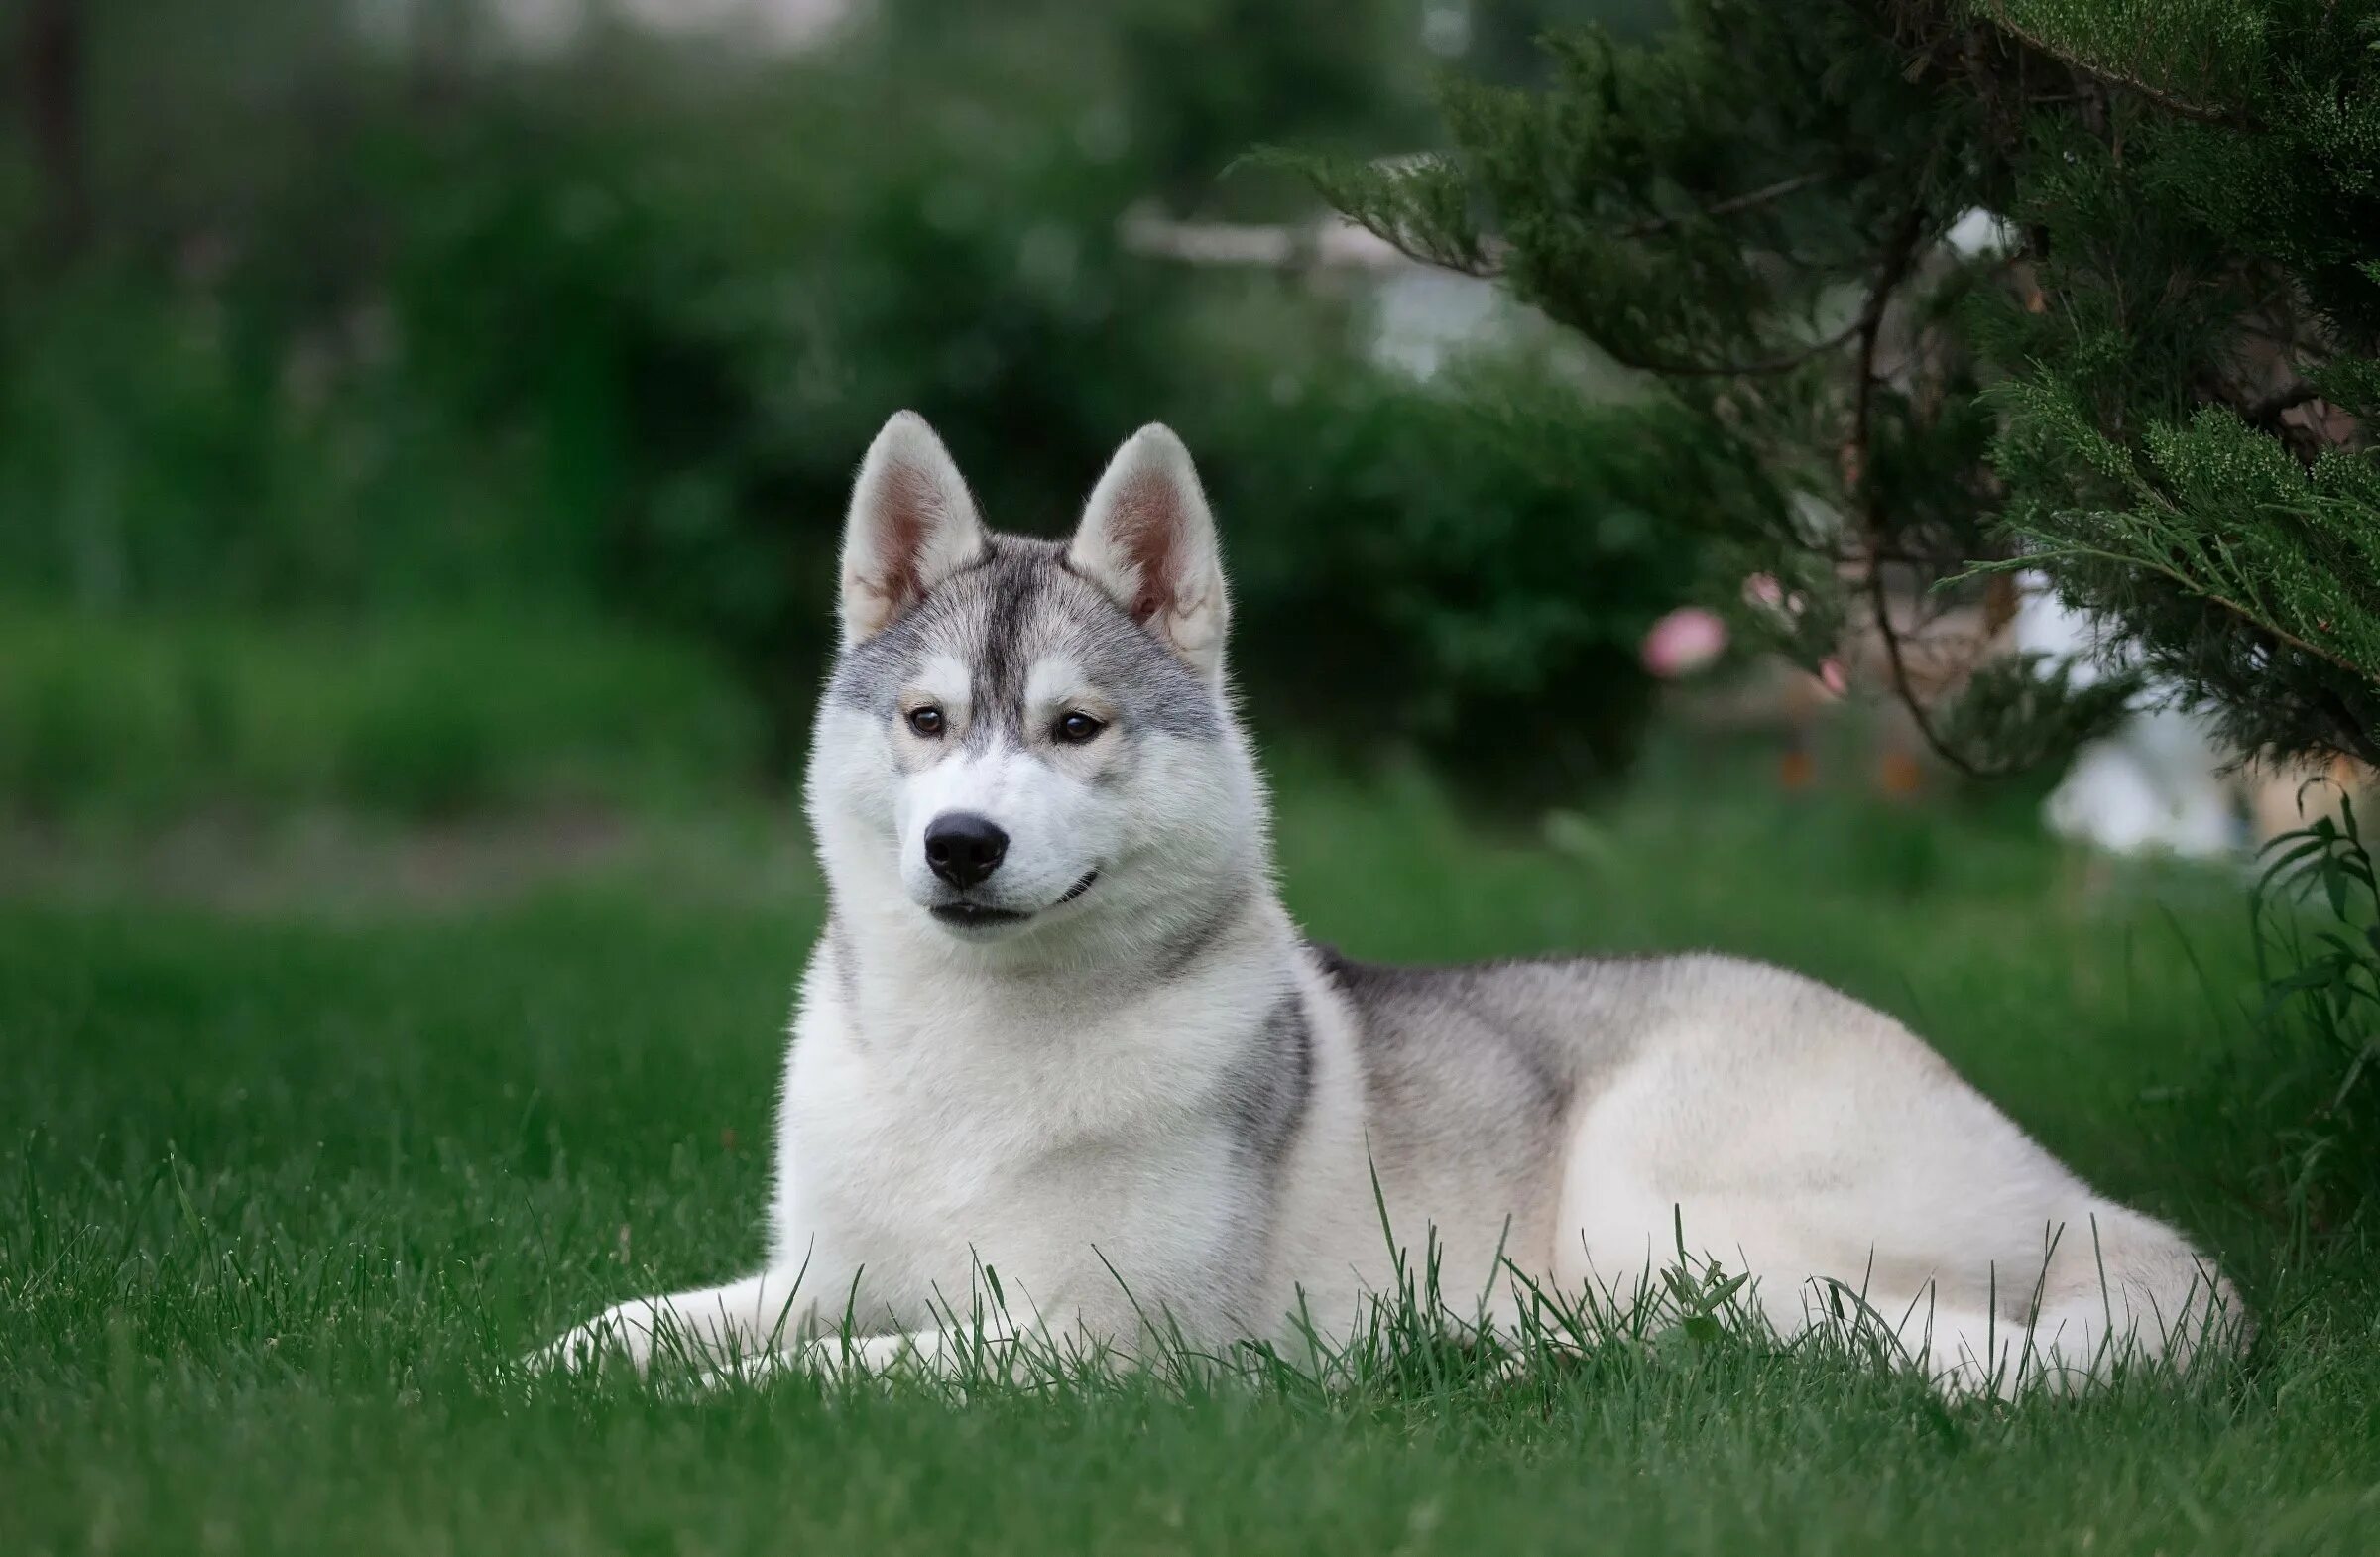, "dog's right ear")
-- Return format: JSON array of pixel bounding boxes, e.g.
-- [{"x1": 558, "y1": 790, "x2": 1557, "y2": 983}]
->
[{"x1": 838, "y1": 412, "x2": 988, "y2": 644}]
